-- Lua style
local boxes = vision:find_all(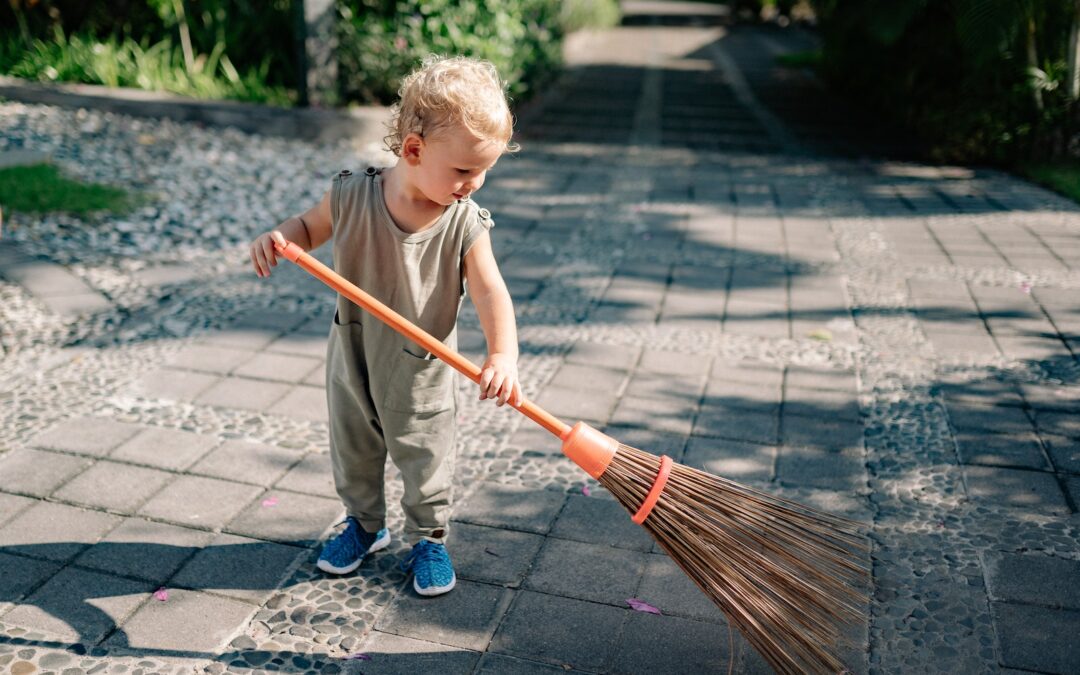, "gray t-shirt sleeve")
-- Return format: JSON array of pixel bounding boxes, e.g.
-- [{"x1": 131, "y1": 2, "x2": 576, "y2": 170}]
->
[{"x1": 462, "y1": 203, "x2": 494, "y2": 259}]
